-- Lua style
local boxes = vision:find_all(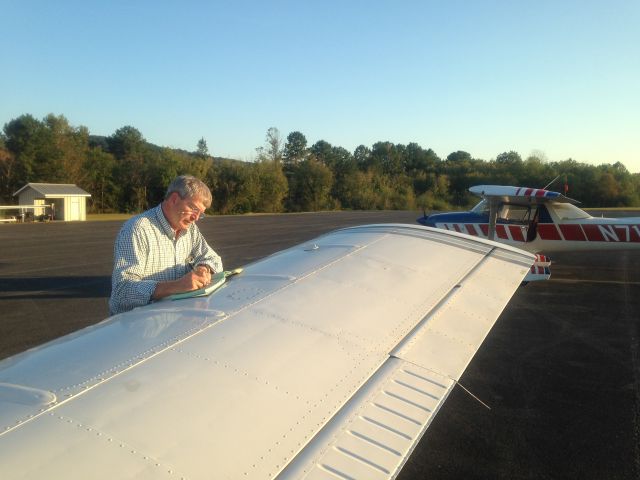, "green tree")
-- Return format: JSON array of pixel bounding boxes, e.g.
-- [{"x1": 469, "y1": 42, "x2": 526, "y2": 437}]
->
[
  {"x1": 39, "y1": 114, "x2": 89, "y2": 184},
  {"x1": 310, "y1": 140, "x2": 334, "y2": 168},
  {"x1": 108, "y1": 126, "x2": 151, "y2": 212},
  {"x1": 353, "y1": 145, "x2": 371, "y2": 170},
  {"x1": 368, "y1": 142, "x2": 404, "y2": 175},
  {"x1": 3, "y1": 114, "x2": 45, "y2": 187},
  {"x1": 147, "y1": 148, "x2": 184, "y2": 205},
  {"x1": 281, "y1": 130, "x2": 308, "y2": 209},
  {"x1": 0, "y1": 144, "x2": 16, "y2": 202},
  {"x1": 443, "y1": 151, "x2": 479, "y2": 206},
  {"x1": 283, "y1": 131, "x2": 308, "y2": 166},
  {"x1": 3, "y1": 114, "x2": 90, "y2": 190},
  {"x1": 417, "y1": 174, "x2": 451, "y2": 211},
  {"x1": 386, "y1": 175, "x2": 416, "y2": 210},
  {"x1": 522, "y1": 153, "x2": 554, "y2": 188},
  {"x1": 369, "y1": 173, "x2": 415, "y2": 210},
  {"x1": 196, "y1": 137, "x2": 209, "y2": 159},
  {"x1": 594, "y1": 171, "x2": 620, "y2": 206},
  {"x1": 255, "y1": 127, "x2": 283, "y2": 164},
  {"x1": 405, "y1": 143, "x2": 439, "y2": 176},
  {"x1": 290, "y1": 158, "x2": 334, "y2": 211},
  {"x1": 405, "y1": 144, "x2": 441, "y2": 196},
  {"x1": 490, "y1": 151, "x2": 524, "y2": 185},
  {"x1": 209, "y1": 160, "x2": 254, "y2": 214},
  {"x1": 253, "y1": 160, "x2": 288, "y2": 212},
  {"x1": 83, "y1": 147, "x2": 118, "y2": 212},
  {"x1": 551, "y1": 158, "x2": 593, "y2": 204},
  {"x1": 106, "y1": 126, "x2": 145, "y2": 159},
  {"x1": 328, "y1": 146, "x2": 356, "y2": 207},
  {"x1": 339, "y1": 169, "x2": 377, "y2": 209}
]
